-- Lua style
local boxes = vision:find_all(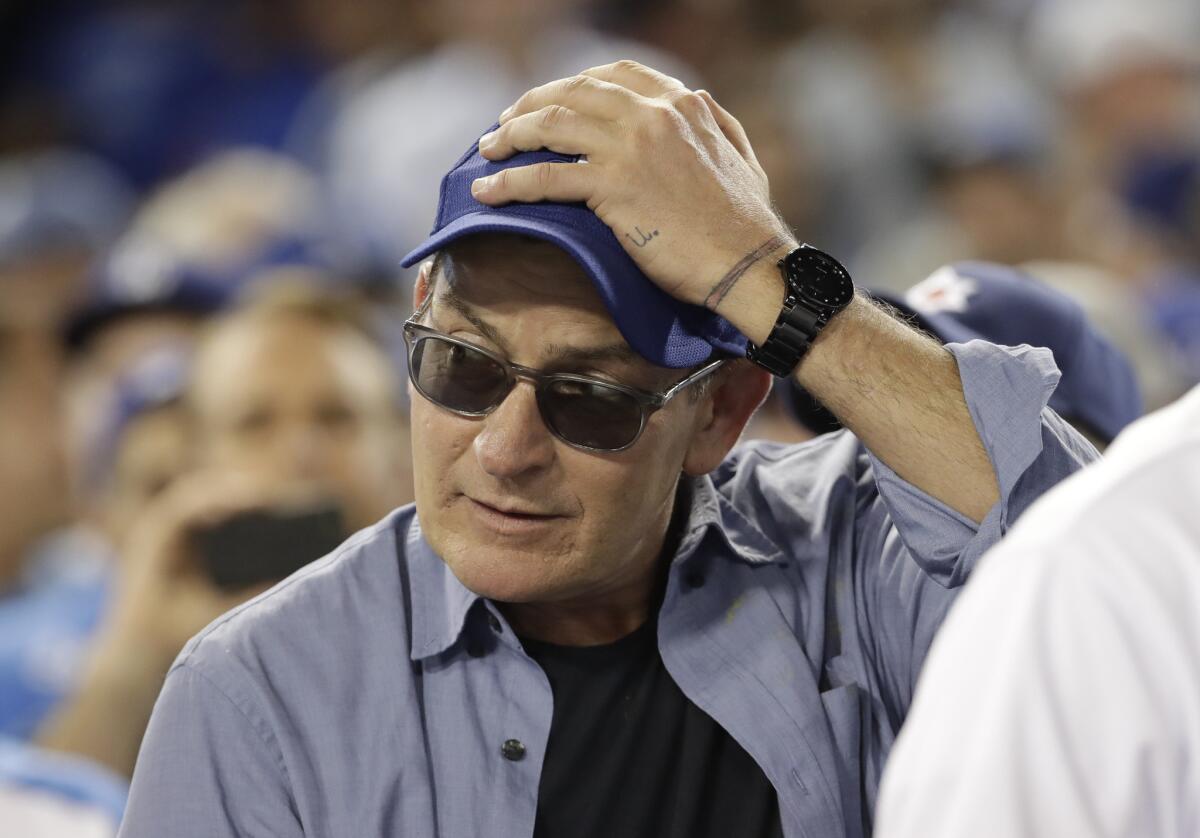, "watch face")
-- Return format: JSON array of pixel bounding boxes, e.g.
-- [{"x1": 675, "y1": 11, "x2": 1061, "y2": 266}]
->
[{"x1": 788, "y1": 247, "x2": 855, "y2": 309}]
